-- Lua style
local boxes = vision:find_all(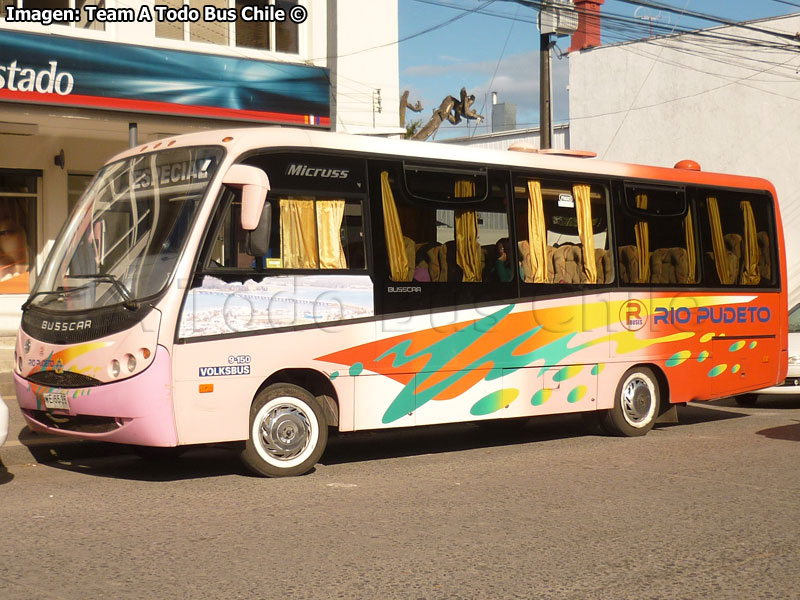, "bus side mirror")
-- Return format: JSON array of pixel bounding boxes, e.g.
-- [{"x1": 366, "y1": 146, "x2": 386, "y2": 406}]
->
[{"x1": 222, "y1": 164, "x2": 270, "y2": 230}]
